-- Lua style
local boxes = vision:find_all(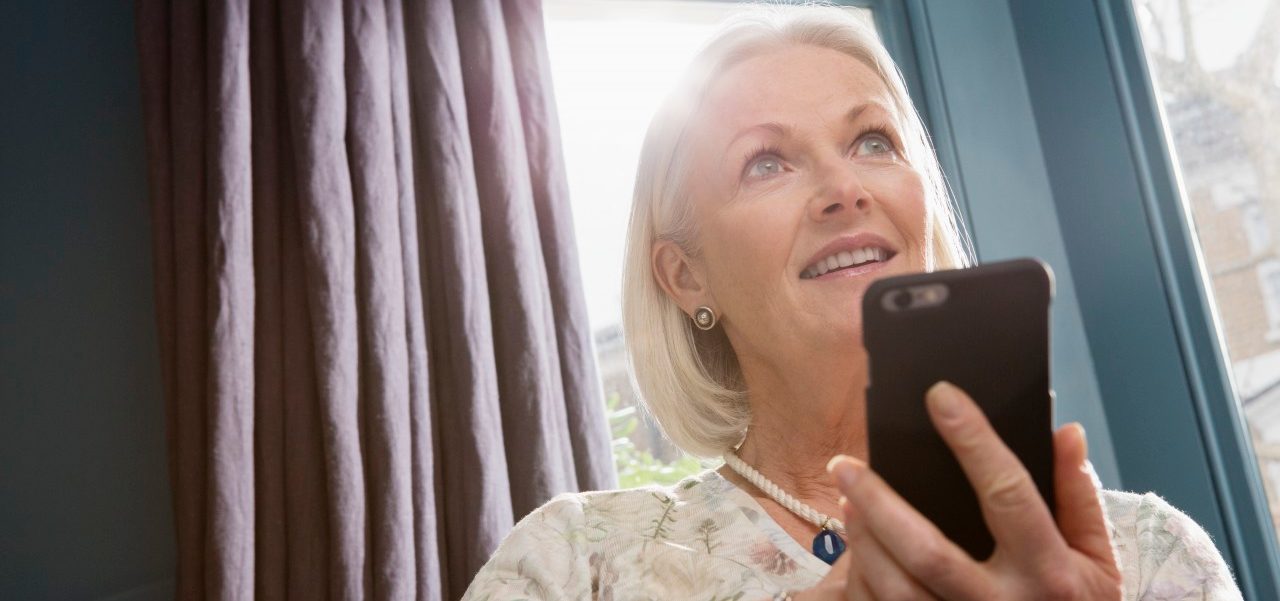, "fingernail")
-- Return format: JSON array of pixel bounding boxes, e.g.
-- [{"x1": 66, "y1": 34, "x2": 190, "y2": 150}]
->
[
  {"x1": 1073, "y1": 423, "x2": 1091, "y2": 465},
  {"x1": 927, "y1": 381, "x2": 962, "y2": 419},
  {"x1": 827, "y1": 456, "x2": 860, "y2": 490}
]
